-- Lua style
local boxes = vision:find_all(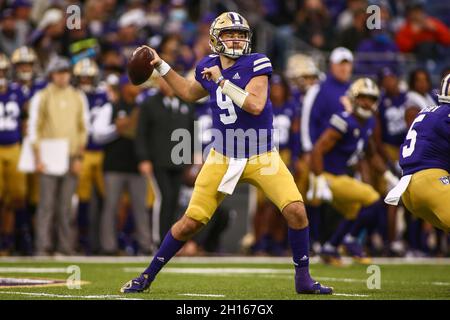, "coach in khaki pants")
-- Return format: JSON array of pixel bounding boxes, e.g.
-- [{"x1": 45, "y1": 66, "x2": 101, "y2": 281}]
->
[{"x1": 28, "y1": 57, "x2": 88, "y2": 255}]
